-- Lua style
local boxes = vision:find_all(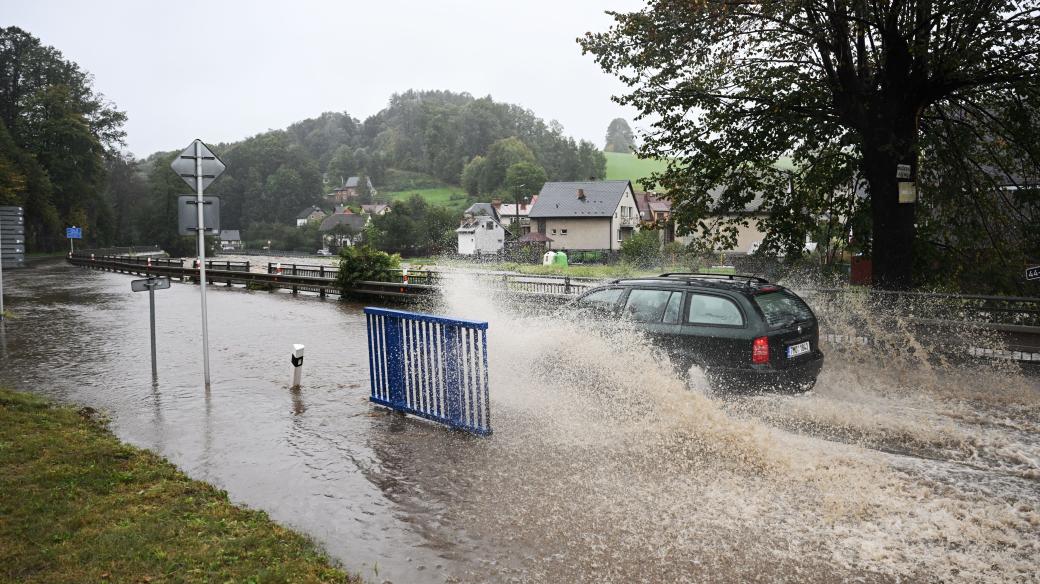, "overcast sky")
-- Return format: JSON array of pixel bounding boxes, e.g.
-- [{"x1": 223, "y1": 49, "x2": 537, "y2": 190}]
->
[{"x1": 2, "y1": 0, "x2": 646, "y2": 158}]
